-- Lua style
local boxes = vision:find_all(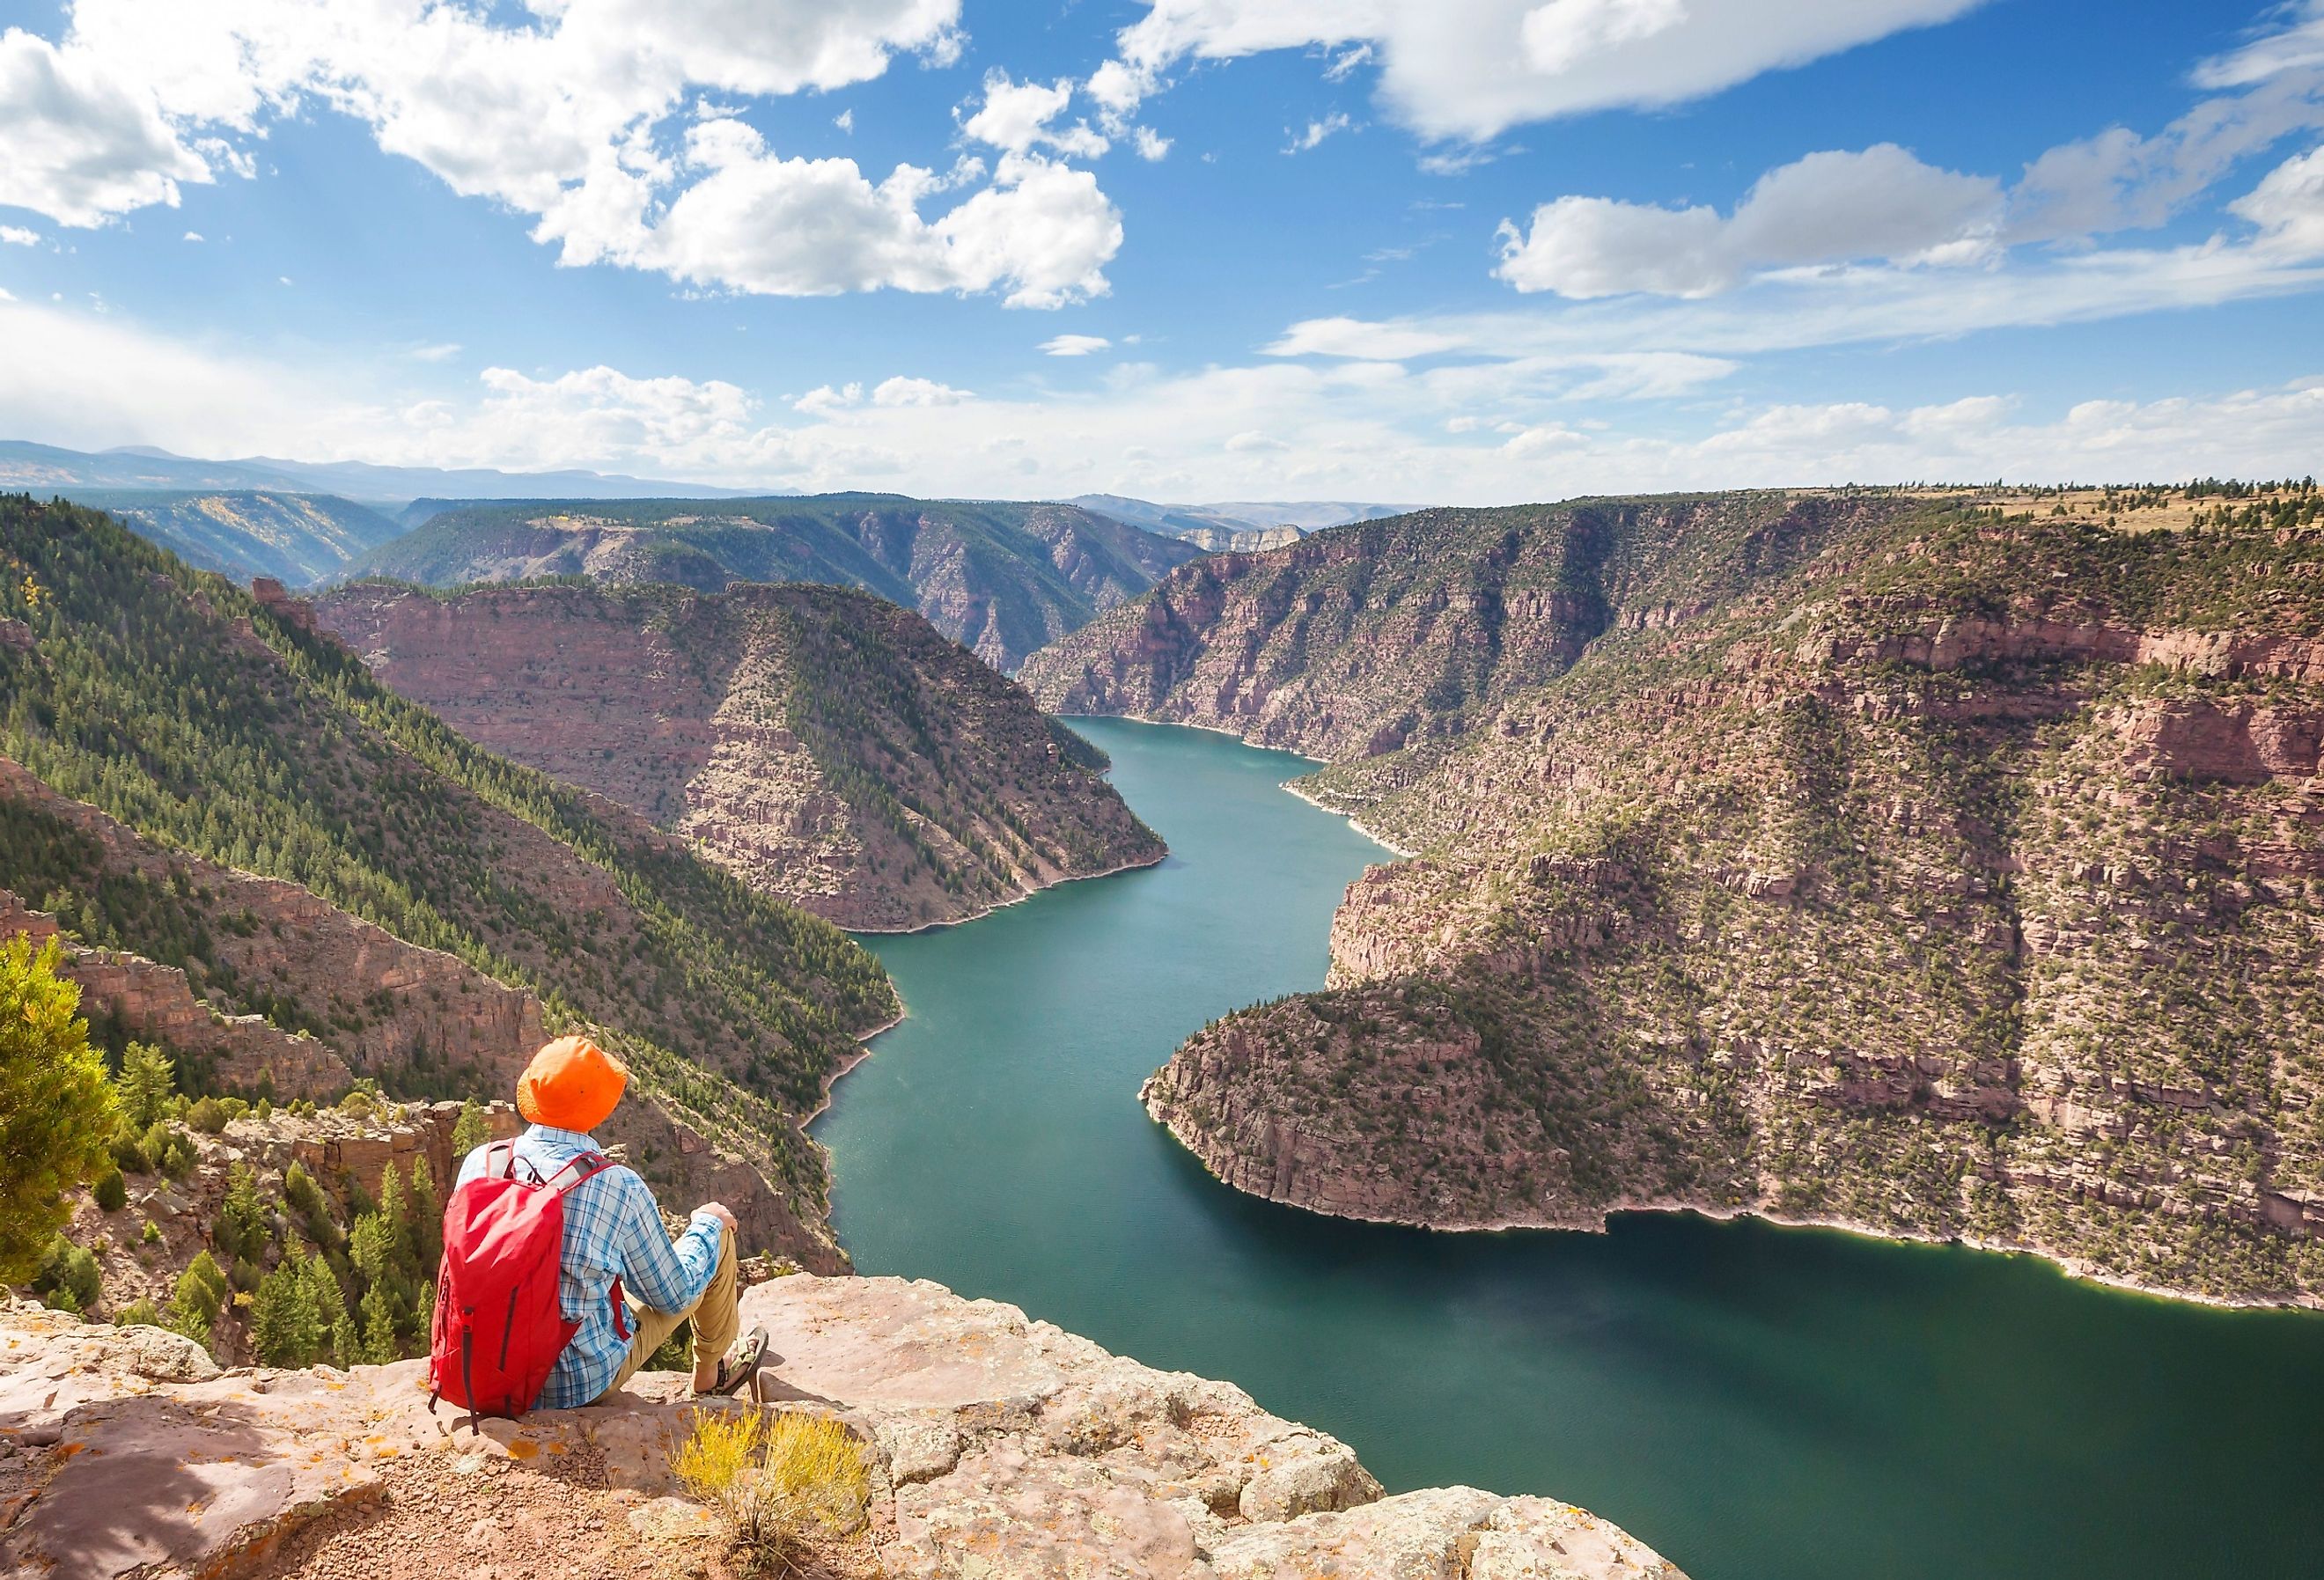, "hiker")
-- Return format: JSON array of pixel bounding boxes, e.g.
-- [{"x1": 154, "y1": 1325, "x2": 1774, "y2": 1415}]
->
[{"x1": 437, "y1": 1034, "x2": 765, "y2": 1416}]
